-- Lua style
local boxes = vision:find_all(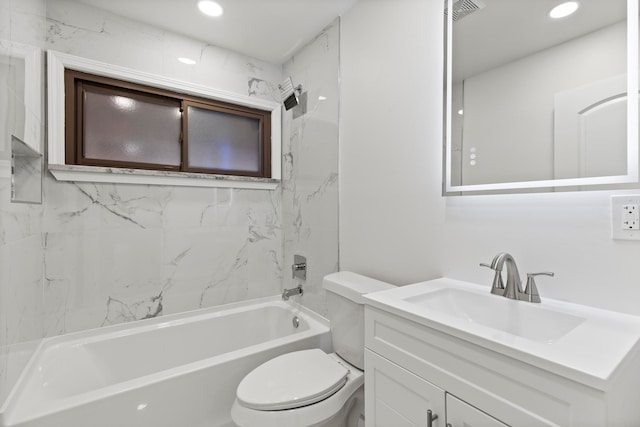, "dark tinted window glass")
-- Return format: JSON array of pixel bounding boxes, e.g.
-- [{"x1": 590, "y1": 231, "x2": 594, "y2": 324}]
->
[
  {"x1": 83, "y1": 88, "x2": 181, "y2": 166},
  {"x1": 187, "y1": 105, "x2": 261, "y2": 173}
]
